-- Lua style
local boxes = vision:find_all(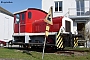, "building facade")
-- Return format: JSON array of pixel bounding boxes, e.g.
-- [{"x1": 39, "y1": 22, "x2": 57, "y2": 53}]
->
[
  {"x1": 42, "y1": 0, "x2": 89, "y2": 17},
  {"x1": 42, "y1": 0, "x2": 90, "y2": 47},
  {"x1": 0, "y1": 6, "x2": 14, "y2": 42}
]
